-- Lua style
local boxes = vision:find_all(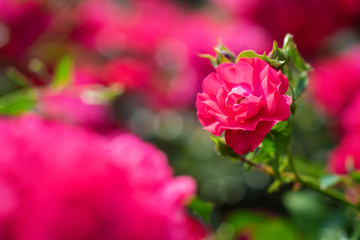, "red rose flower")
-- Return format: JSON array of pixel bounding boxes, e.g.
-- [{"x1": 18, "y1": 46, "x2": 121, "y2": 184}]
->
[{"x1": 196, "y1": 57, "x2": 292, "y2": 155}]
